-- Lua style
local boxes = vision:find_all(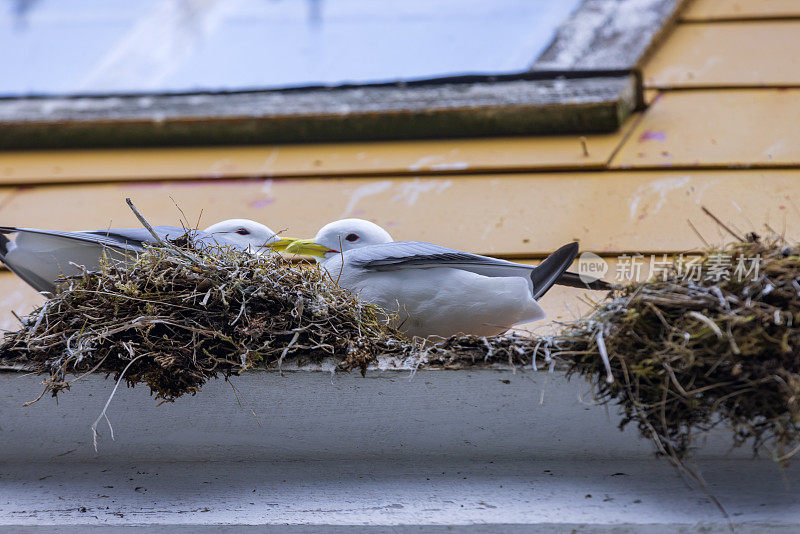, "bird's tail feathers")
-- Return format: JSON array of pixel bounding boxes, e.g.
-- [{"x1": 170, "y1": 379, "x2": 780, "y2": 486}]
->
[
  {"x1": 531, "y1": 242, "x2": 580, "y2": 299},
  {"x1": 557, "y1": 271, "x2": 612, "y2": 291}
]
